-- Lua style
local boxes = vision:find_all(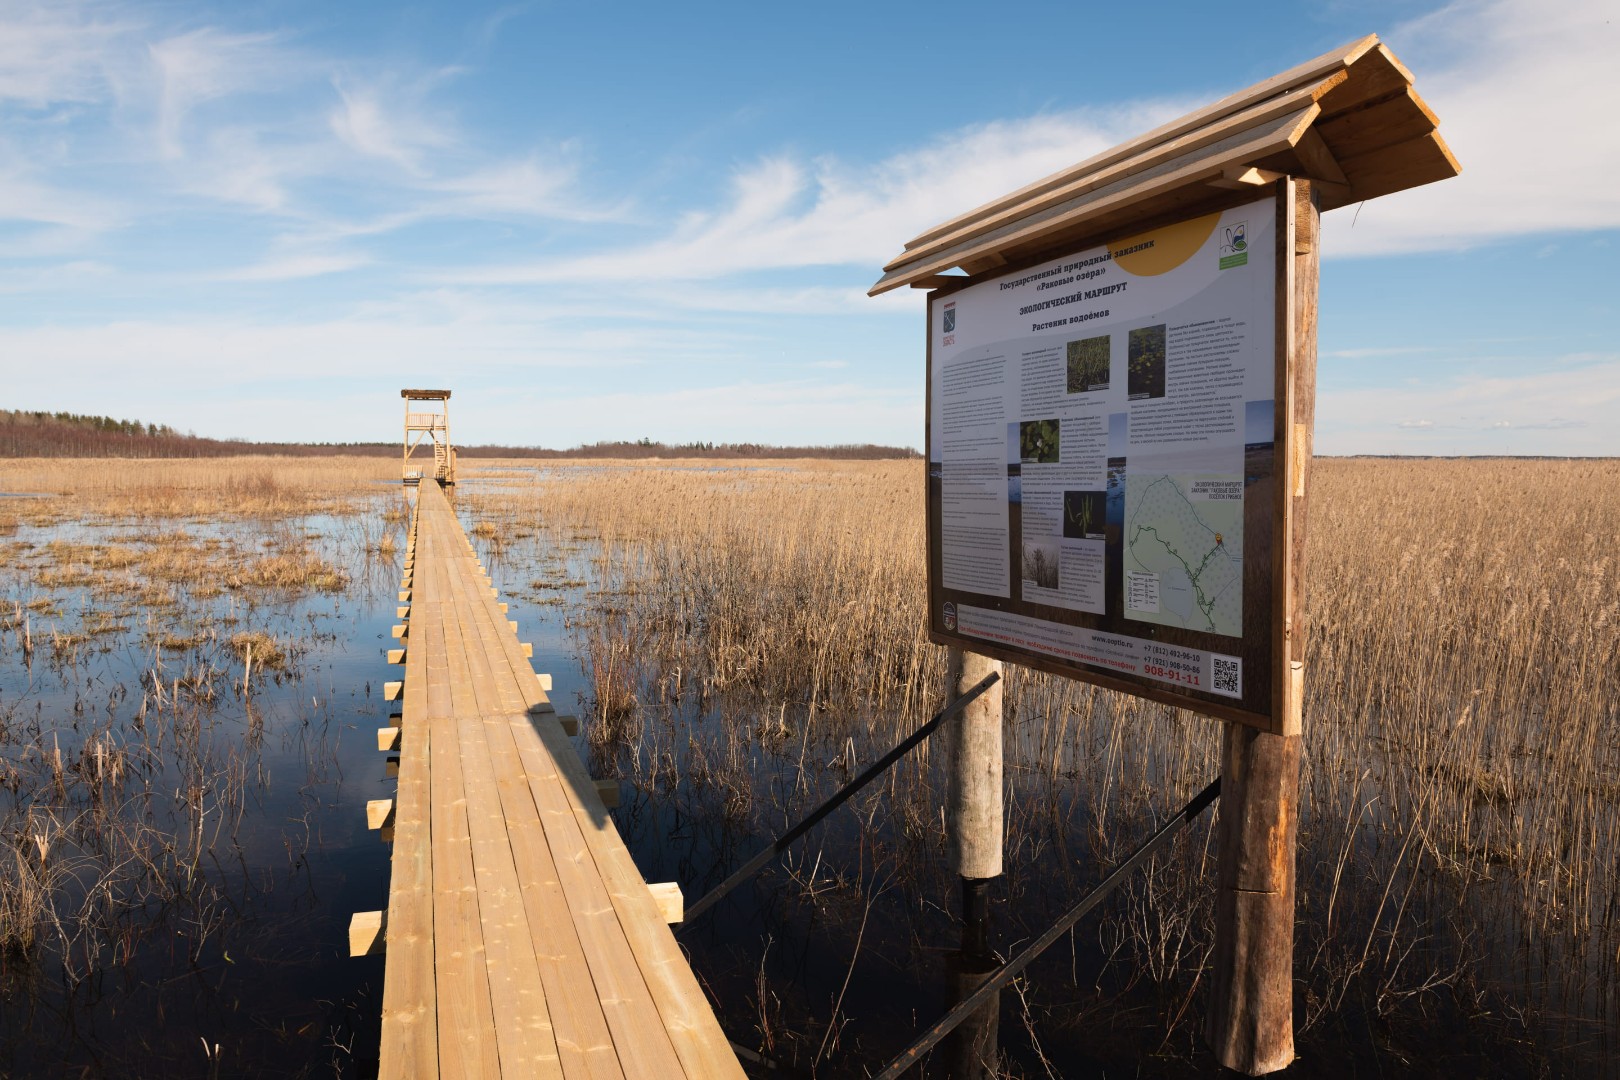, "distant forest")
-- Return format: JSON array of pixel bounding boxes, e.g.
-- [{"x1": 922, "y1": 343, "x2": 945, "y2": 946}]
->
[{"x1": 0, "y1": 410, "x2": 920, "y2": 460}]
